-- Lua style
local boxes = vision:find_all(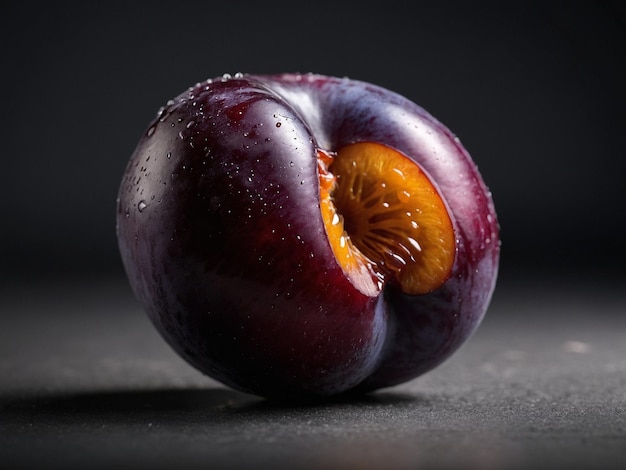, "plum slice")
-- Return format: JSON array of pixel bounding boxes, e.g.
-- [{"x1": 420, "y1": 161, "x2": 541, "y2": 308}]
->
[{"x1": 318, "y1": 142, "x2": 455, "y2": 297}]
